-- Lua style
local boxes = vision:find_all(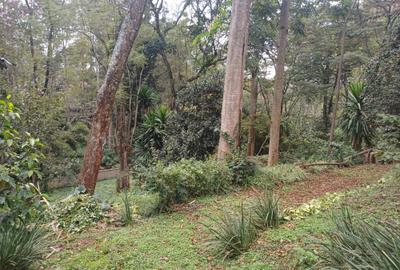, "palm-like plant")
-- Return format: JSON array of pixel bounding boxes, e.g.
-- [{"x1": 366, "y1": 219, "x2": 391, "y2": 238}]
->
[
  {"x1": 340, "y1": 82, "x2": 373, "y2": 151},
  {"x1": 135, "y1": 105, "x2": 170, "y2": 159}
]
